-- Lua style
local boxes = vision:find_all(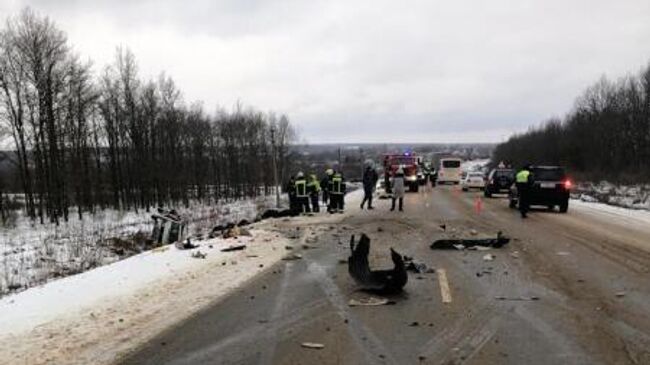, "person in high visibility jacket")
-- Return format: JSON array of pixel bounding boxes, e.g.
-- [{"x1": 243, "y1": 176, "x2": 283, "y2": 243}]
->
[
  {"x1": 294, "y1": 172, "x2": 311, "y2": 214},
  {"x1": 515, "y1": 165, "x2": 533, "y2": 218},
  {"x1": 321, "y1": 168, "x2": 334, "y2": 206},
  {"x1": 328, "y1": 171, "x2": 347, "y2": 213},
  {"x1": 307, "y1": 174, "x2": 321, "y2": 213}
]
